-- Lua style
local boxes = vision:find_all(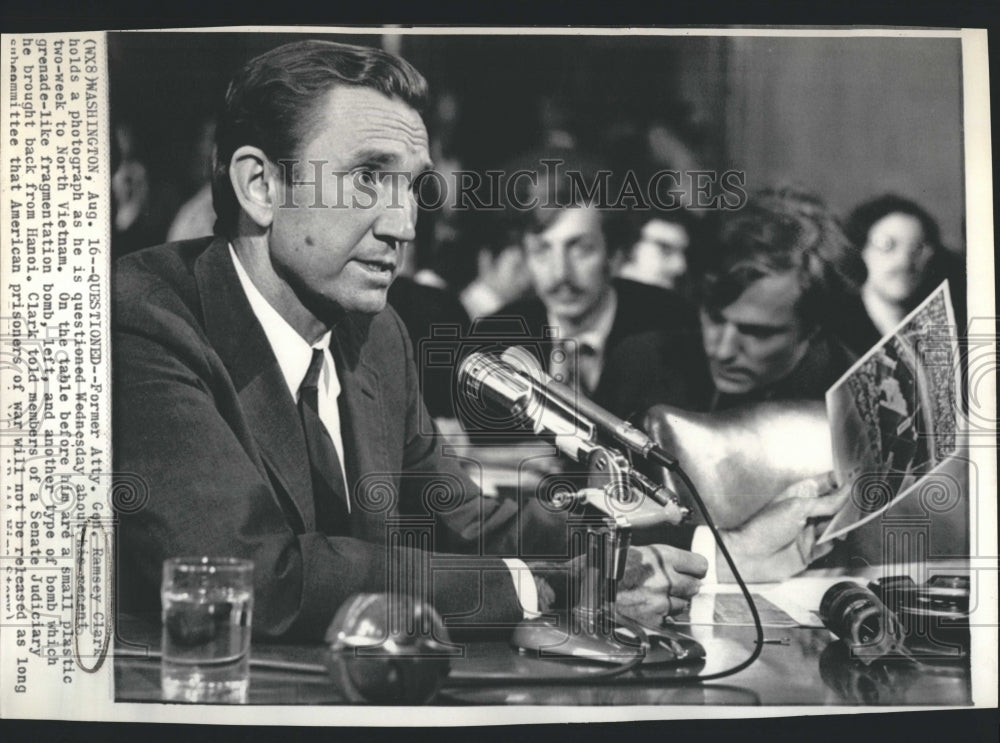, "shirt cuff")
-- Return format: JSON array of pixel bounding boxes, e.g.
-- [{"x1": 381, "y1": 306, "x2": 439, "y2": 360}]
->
[
  {"x1": 690, "y1": 525, "x2": 719, "y2": 584},
  {"x1": 502, "y1": 558, "x2": 541, "y2": 618}
]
